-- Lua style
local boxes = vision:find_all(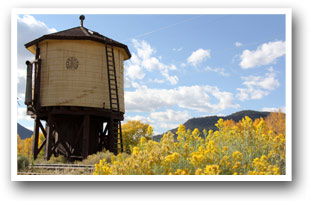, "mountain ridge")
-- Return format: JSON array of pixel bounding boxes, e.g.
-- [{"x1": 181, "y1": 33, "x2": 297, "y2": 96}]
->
[
  {"x1": 153, "y1": 110, "x2": 271, "y2": 141},
  {"x1": 17, "y1": 123, "x2": 33, "y2": 139}
]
